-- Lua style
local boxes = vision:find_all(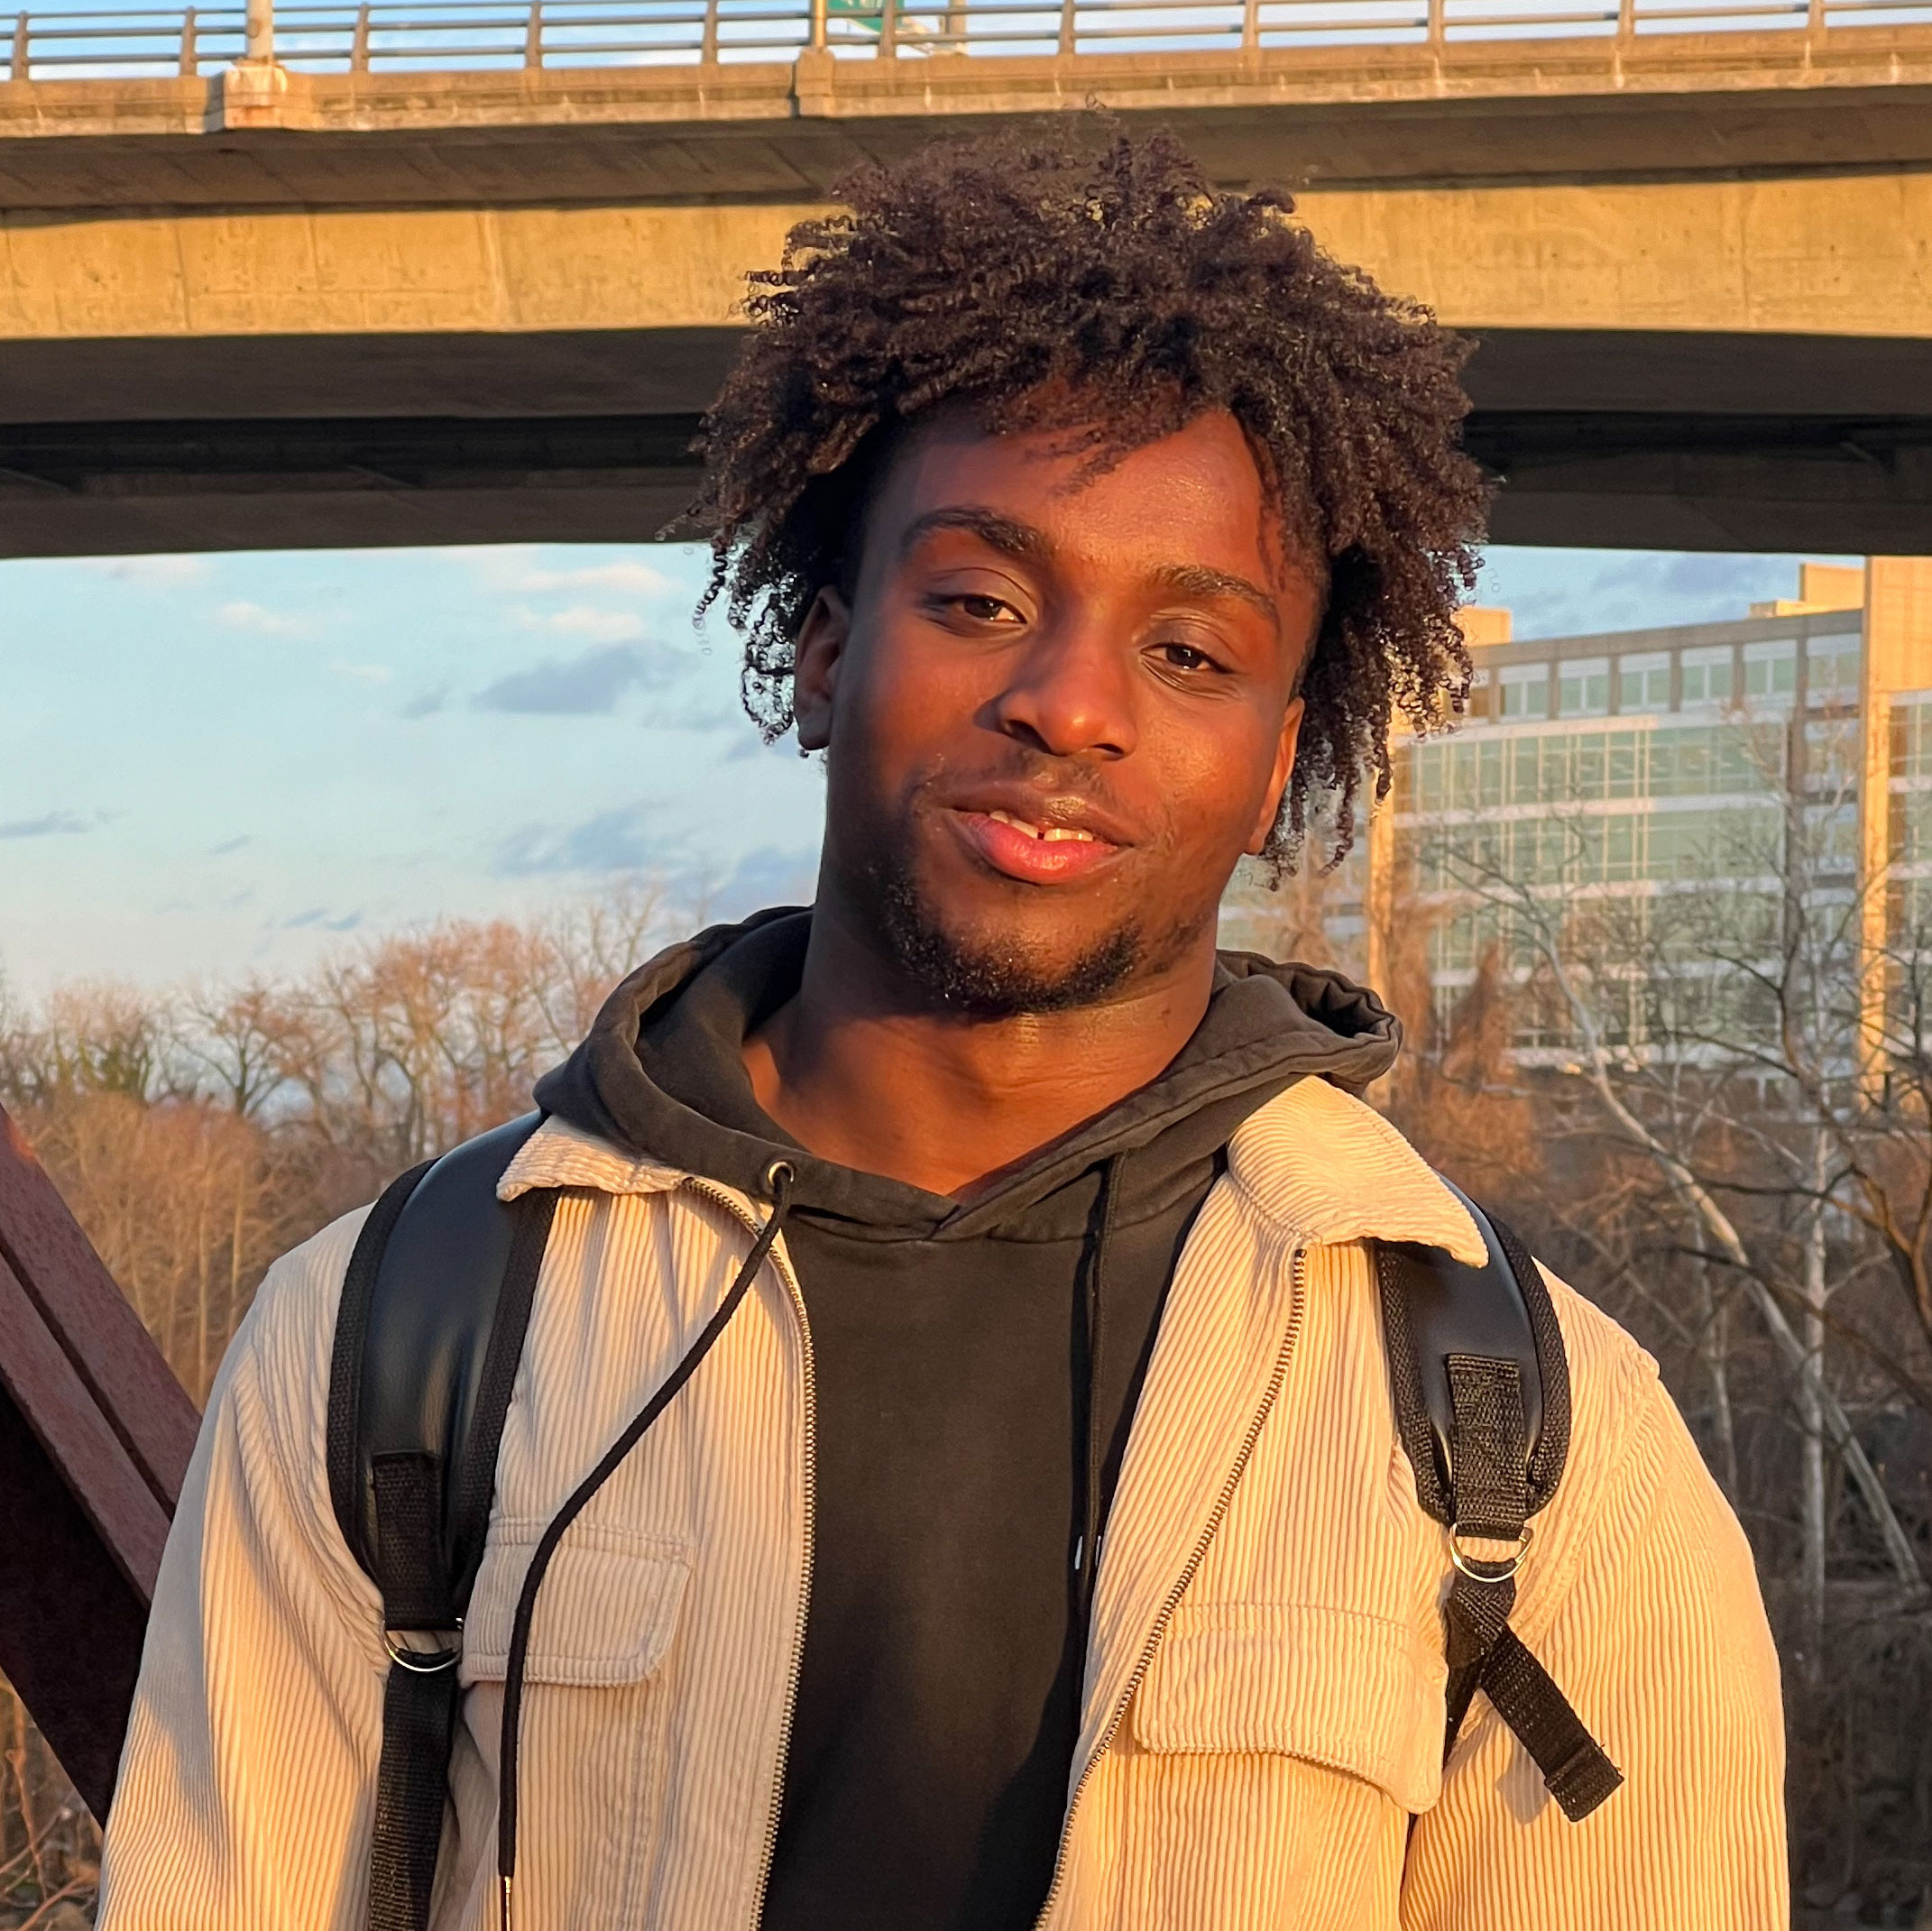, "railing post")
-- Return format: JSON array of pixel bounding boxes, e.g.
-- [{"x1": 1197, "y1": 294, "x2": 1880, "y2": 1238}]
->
[
  {"x1": 1057, "y1": 0, "x2": 1073, "y2": 53},
  {"x1": 244, "y1": 0, "x2": 272, "y2": 63},
  {"x1": 878, "y1": 0, "x2": 895, "y2": 55},
  {"x1": 1241, "y1": 0, "x2": 1258, "y2": 48},
  {"x1": 1425, "y1": 0, "x2": 1442, "y2": 43},
  {"x1": 177, "y1": 7, "x2": 198, "y2": 71},
  {"x1": 523, "y1": 0, "x2": 542, "y2": 64},
  {"x1": 351, "y1": 0, "x2": 370, "y2": 67},
  {"x1": 11, "y1": 8, "x2": 30, "y2": 78},
  {"x1": 1806, "y1": 0, "x2": 1825, "y2": 32},
  {"x1": 700, "y1": 0, "x2": 717, "y2": 60},
  {"x1": 809, "y1": 0, "x2": 826, "y2": 49},
  {"x1": 1615, "y1": 0, "x2": 1633, "y2": 36}
]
